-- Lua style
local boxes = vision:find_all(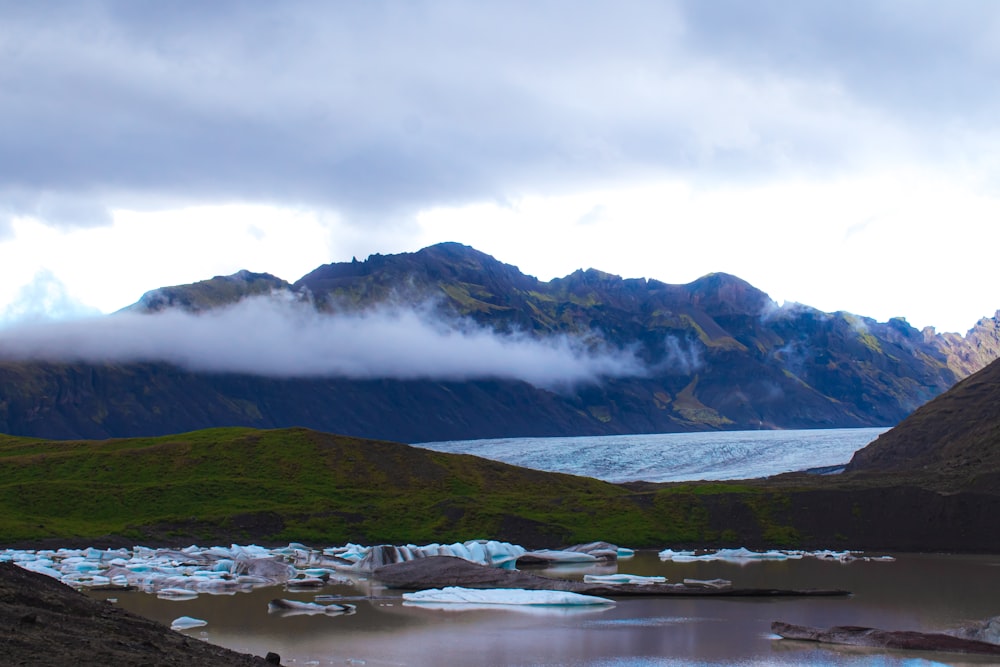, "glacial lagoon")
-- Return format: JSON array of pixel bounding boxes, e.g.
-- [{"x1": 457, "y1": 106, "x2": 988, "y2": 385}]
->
[{"x1": 85, "y1": 550, "x2": 1000, "y2": 666}]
